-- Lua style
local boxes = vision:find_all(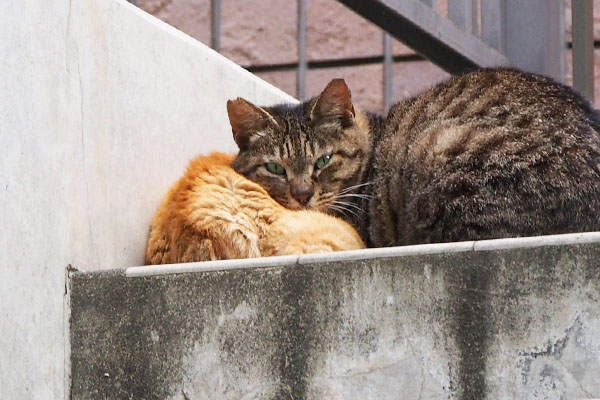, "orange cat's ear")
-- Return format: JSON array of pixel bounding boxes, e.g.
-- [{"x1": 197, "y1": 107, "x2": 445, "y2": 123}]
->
[
  {"x1": 227, "y1": 98, "x2": 278, "y2": 149},
  {"x1": 310, "y1": 79, "x2": 355, "y2": 123}
]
